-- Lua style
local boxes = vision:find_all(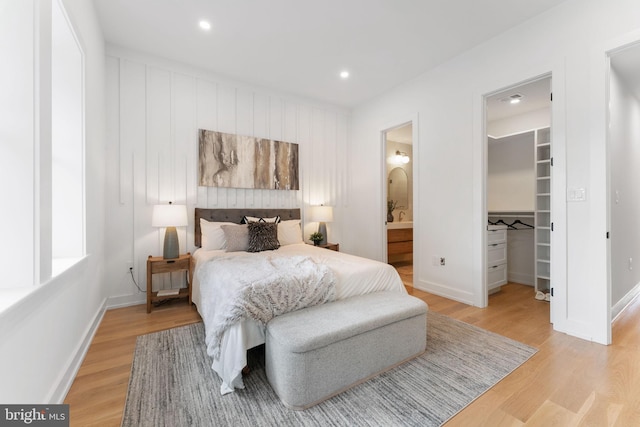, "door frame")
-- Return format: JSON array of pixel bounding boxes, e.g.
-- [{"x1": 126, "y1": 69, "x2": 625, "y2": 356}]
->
[
  {"x1": 480, "y1": 74, "x2": 555, "y2": 322},
  {"x1": 380, "y1": 114, "x2": 419, "y2": 265}
]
